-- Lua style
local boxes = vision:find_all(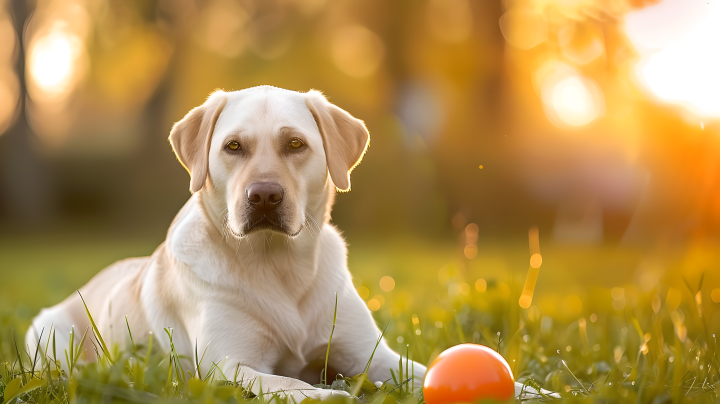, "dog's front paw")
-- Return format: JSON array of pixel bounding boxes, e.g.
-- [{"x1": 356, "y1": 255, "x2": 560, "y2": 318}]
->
[
  {"x1": 514, "y1": 381, "x2": 560, "y2": 399},
  {"x1": 292, "y1": 387, "x2": 351, "y2": 402}
]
